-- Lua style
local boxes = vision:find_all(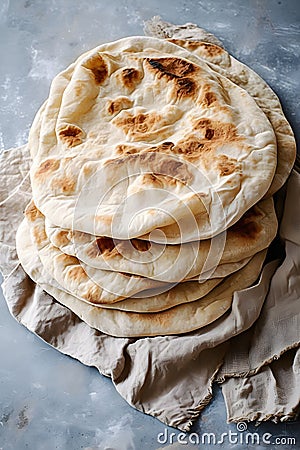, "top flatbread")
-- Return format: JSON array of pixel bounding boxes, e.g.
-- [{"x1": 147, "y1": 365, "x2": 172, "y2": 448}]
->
[{"x1": 29, "y1": 36, "x2": 277, "y2": 242}]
